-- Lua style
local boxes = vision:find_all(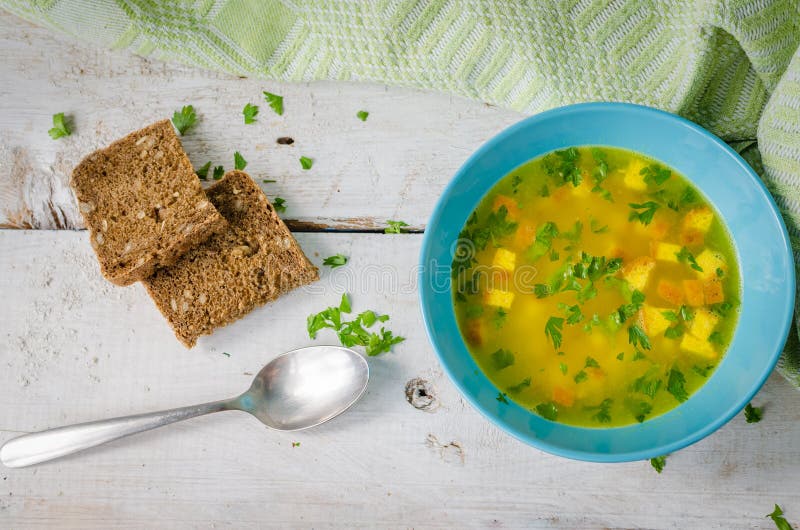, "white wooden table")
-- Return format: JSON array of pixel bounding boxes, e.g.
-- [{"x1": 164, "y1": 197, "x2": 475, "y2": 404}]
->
[{"x1": 1, "y1": 11, "x2": 799, "y2": 530}]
